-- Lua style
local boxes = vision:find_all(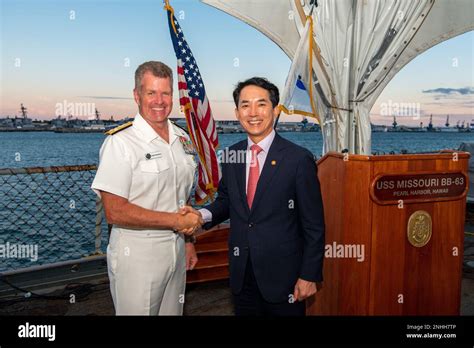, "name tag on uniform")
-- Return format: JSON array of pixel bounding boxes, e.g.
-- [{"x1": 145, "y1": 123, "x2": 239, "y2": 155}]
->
[
  {"x1": 145, "y1": 151, "x2": 162, "y2": 160},
  {"x1": 179, "y1": 136, "x2": 197, "y2": 156}
]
